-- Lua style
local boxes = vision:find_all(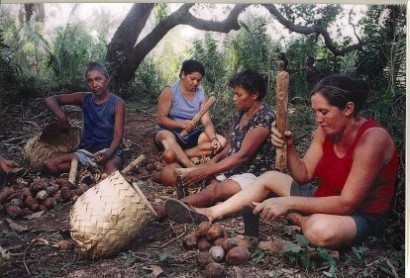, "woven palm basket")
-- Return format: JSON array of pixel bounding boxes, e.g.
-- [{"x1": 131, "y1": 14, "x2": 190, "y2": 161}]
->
[
  {"x1": 69, "y1": 170, "x2": 158, "y2": 259},
  {"x1": 23, "y1": 123, "x2": 80, "y2": 170}
]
